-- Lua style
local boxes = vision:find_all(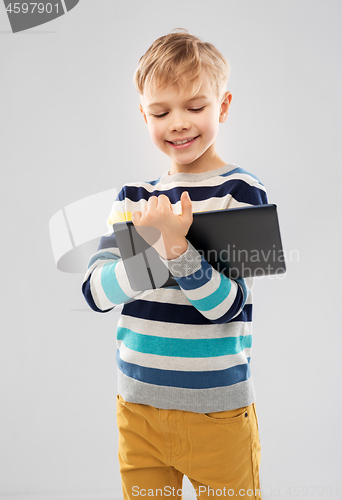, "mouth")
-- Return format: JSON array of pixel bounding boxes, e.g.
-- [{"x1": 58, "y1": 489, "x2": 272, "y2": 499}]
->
[{"x1": 166, "y1": 136, "x2": 199, "y2": 149}]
